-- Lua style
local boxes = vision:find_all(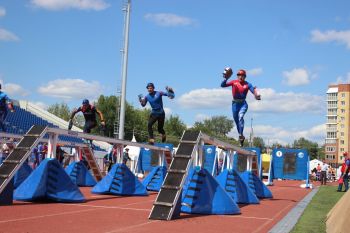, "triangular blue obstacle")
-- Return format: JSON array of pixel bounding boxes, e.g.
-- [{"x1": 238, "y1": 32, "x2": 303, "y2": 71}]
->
[
  {"x1": 241, "y1": 171, "x2": 273, "y2": 198},
  {"x1": 216, "y1": 169, "x2": 259, "y2": 204},
  {"x1": 14, "y1": 159, "x2": 85, "y2": 203},
  {"x1": 92, "y1": 163, "x2": 148, "y2": 196},
  {"x1": 65, "y1": 161, "x2": 97, "y2": 187},
  {"x1": 181, "y1": 167, "x2": 240, "y2": 215},
  {"x1": 14, "y1": 162, "x2": 33, "y2": 189},
  {"x1": 142, "y1": 166, "x2": 167, "y2": 191}
]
